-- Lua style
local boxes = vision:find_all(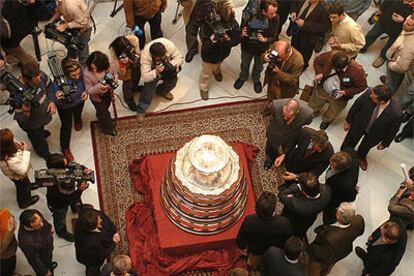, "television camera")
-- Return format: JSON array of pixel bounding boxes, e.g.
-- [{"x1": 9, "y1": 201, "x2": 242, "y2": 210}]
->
[
  {"x1": 0, "y1": 69, "x2": 41, "y2": 114},
  {"x1": 204, "y1": 1, "x2": 234, "y2": 43},
  {"x1": 47, "y1": 51, "x2": 77, "y2": 103},
  {"x1": 242, "y1": 0, "x2": 269, "y2": 41},
  {"x1": 34, "y1": 163, "x2": 95, "y2": 195},
  {"x1": 100, "y1": 71, "x2": 119, "y2": 90},
  {"x1": 44, "y1": 22, "x2": 84, "y2": 57}
]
